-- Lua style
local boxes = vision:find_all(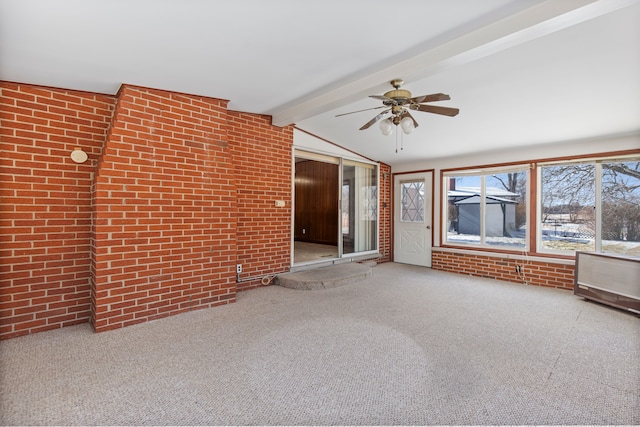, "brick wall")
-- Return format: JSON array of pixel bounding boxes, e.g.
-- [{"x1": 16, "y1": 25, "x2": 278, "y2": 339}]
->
[
  {"x1": 432, "y1": 249, "x2": 575, "y2": 289},
  {"x1": 378, "y1": 163, "x2": 392, "y2": 263},
  {"x1": 1, "y1": 81, "x2": 387, "y2": 339},
  {"x1": 91, "y1": 85, "x2": 236, "y2": 332},
  {"x1": 228, "y1": 111, "x2": 293, "y2": 290},
  {"x1": 0, "y1": 82, "x2": 116, "y2": 339}
]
